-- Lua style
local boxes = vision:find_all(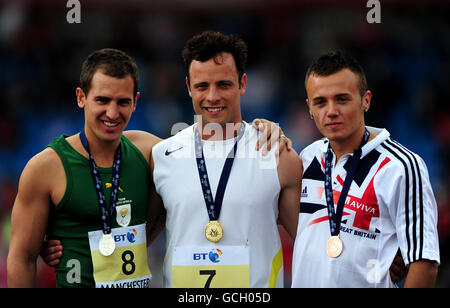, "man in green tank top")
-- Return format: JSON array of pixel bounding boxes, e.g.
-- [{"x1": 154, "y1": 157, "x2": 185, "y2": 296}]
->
[
  {"x1": 7, "y1": 48, "x2": 162, "y2": 287},
  {"x1": 7, "y1": 47, "x2": 288, "y2": 287}
]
